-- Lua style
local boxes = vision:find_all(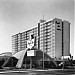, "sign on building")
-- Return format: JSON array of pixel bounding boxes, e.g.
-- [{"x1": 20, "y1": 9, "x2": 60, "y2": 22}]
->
[
  {"x1": 56, "y1": 20, "x2": 62, "y2": 31},
  {"x1": 27, "y1": 39, "x2": 34, "y2": 49},
  {"x1": 27, "y1": 34, "x2": 36, "y2": 56}
]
